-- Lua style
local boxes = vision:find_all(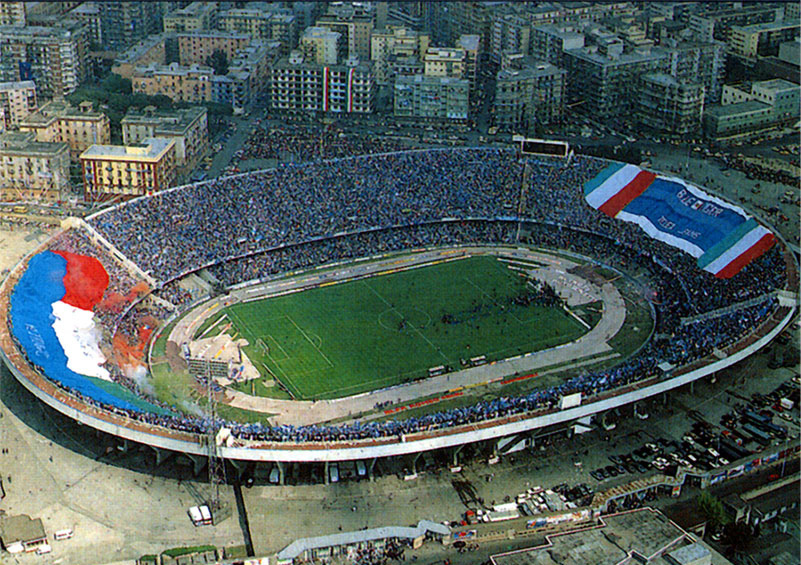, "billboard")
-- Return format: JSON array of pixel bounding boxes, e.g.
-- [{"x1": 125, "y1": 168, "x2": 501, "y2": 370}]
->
[{"x1": 521, "y1": 138, "x2": 569, "y2": 158}]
